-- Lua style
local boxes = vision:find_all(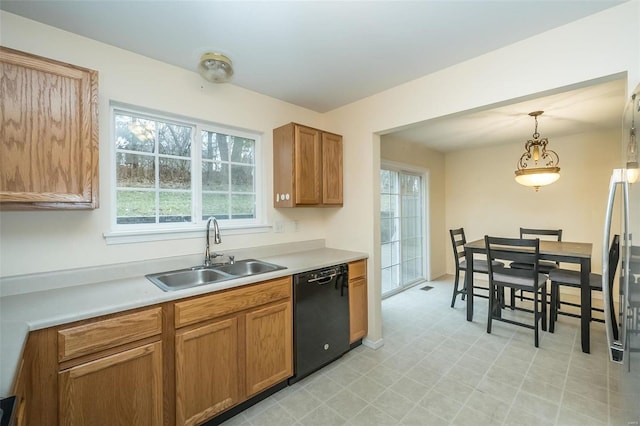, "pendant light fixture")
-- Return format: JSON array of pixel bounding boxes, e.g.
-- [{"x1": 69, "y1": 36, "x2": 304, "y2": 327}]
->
[
  {"x1": 197, "y1": 52, "x2": 234, "y2": 83},
  {"x1": 515, "y1": 111, "x2": 560, "y2": 191}
]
